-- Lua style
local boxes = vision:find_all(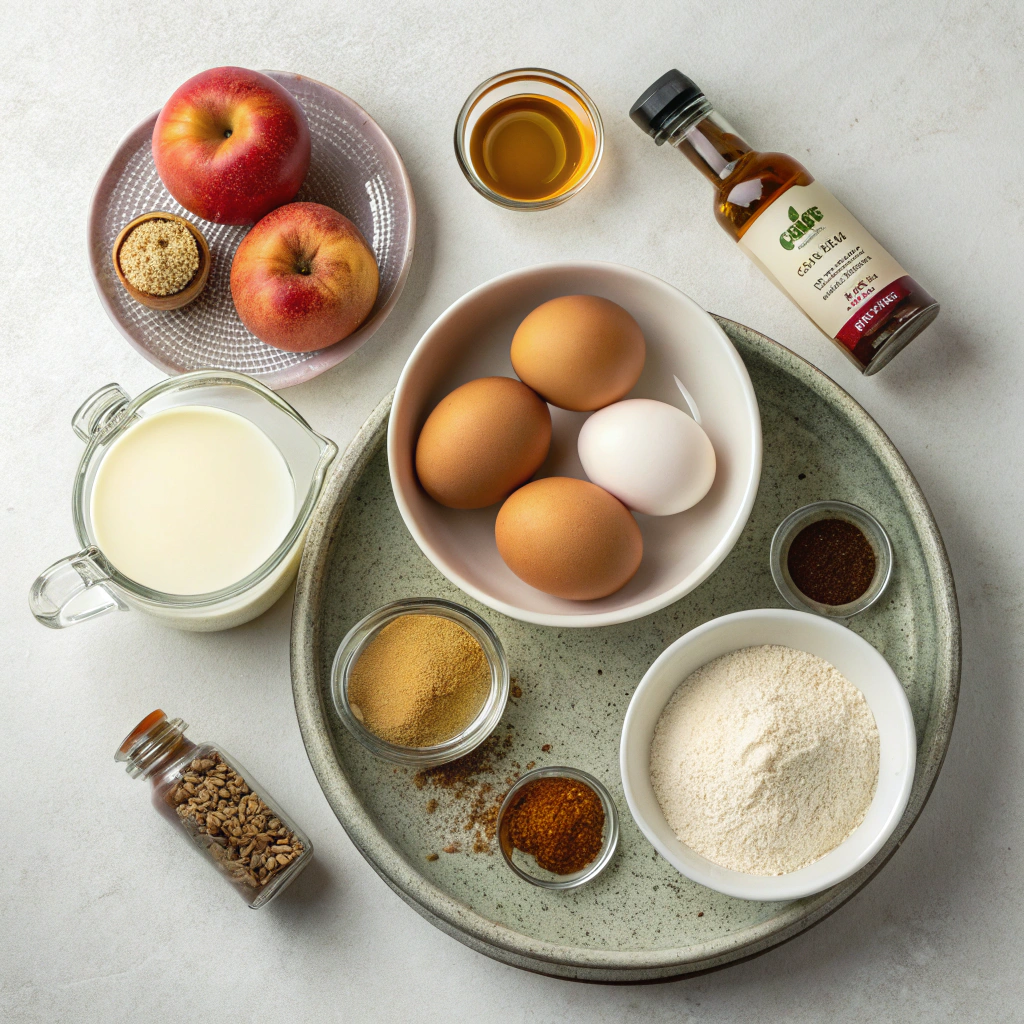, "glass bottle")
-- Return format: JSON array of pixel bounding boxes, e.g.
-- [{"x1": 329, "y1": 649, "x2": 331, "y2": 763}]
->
[
  {"x1": 630, "y1": 71, "x2": 939, "y2": 375},
  {"x1": 116, "y1": 710, "x2": 313, "y2": 908}
]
